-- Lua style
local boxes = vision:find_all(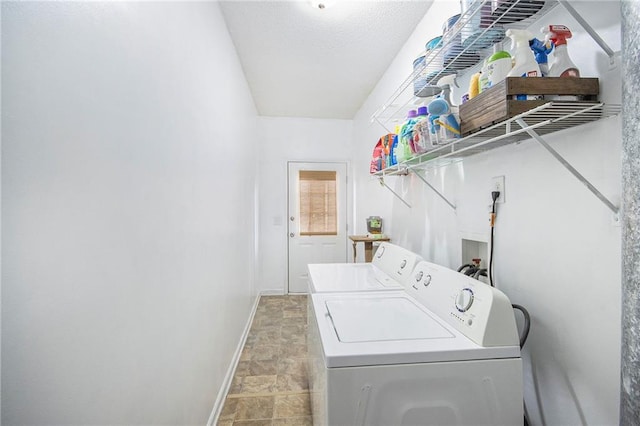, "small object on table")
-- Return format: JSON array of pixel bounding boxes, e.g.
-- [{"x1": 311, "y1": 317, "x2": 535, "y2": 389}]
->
[{"x1": 348, "y1": 235, "x2": 391, "y2": 263}]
